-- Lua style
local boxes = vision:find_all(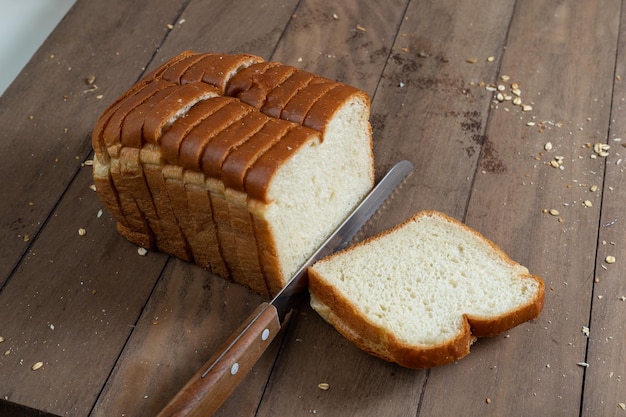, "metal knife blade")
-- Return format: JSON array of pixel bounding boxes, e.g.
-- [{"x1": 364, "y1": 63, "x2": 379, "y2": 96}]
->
[{"x1": 157, "y1": 160, "x2": 413, "y2": 417}]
